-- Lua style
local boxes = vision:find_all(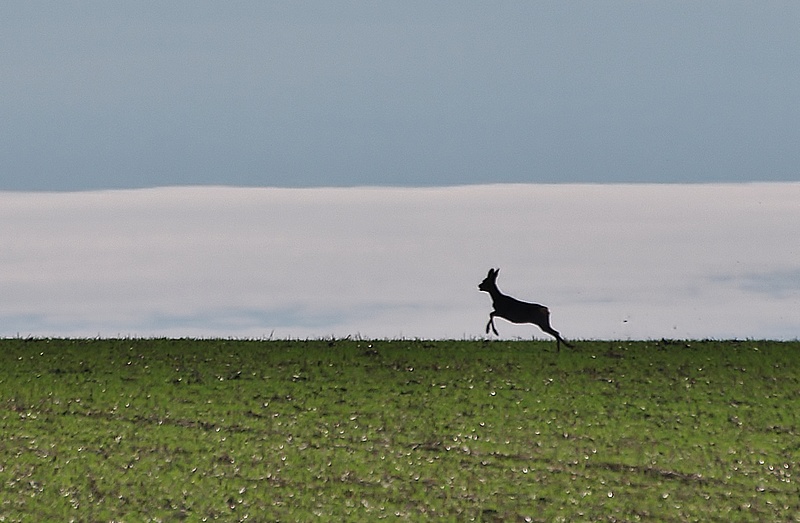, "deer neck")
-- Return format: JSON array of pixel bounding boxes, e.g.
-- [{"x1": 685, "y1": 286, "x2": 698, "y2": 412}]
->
[{"x1": 486, "y1": 284, "x2": 506, "y2": 304}]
